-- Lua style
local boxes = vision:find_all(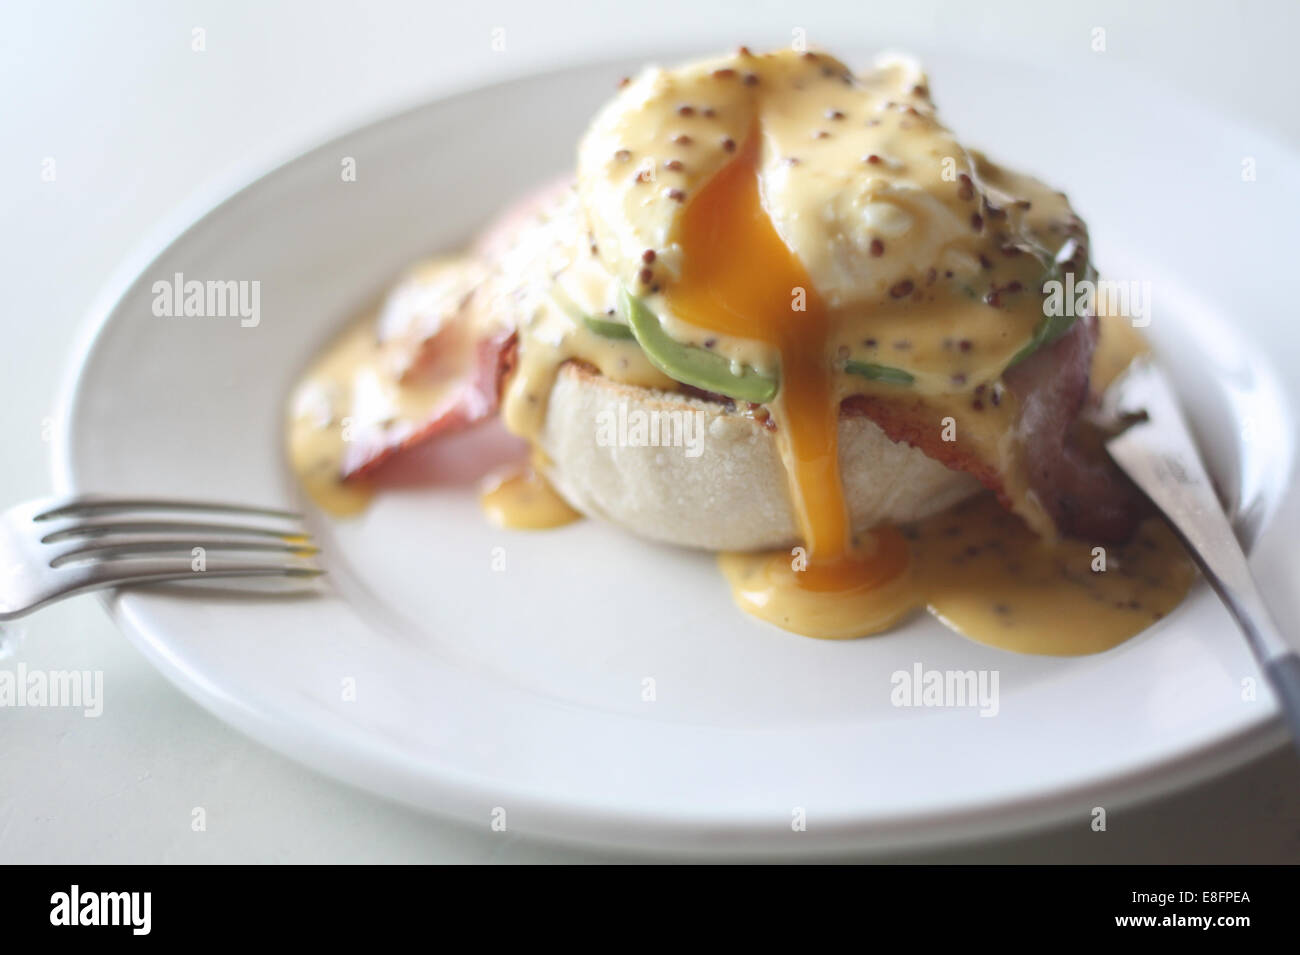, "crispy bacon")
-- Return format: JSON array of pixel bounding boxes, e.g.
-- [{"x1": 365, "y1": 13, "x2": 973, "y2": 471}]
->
[
  {"x1": 340, "y1": 329, "x2": 515, "y2": 481},
  {"x1": 336, "y1": 181, "x2": 571, "y2": 483},
  {"x1": 1003, "y1": 317, "x2": 1149, "y2": 542},
  {"x1": 840, "y1": 391, "x2": 1008, "y2": 505},
  {"x1": 843, "y1": 317, "x2": 1147, "y2": 543},
  {"x1": 381, "y1": 281, "x2": 481, "y2": 385}
]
